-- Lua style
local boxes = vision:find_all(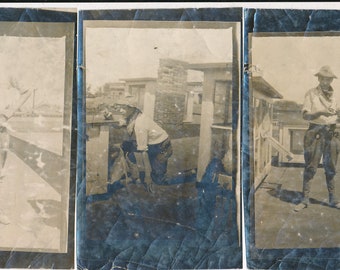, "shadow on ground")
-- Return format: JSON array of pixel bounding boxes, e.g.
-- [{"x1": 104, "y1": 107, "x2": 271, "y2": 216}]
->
[
  {"x1": 78, "y1": 159, "x2": 241, "y2": 269},
  {"x1": 265, "y1": 183, "x2": 328, "y2": 206}
]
